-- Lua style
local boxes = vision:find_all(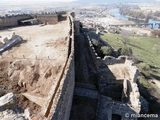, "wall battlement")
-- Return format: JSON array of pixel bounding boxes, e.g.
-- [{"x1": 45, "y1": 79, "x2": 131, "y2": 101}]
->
[
  {"x1": 0, "y1": 12, "x2": 67, "y2": 28},
  {"x1": 86, "y1": 33, "x2": 141, "y2": 118},
  {"x1": 43, "y1": 13, "x2": 75, "y2": 120}
]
